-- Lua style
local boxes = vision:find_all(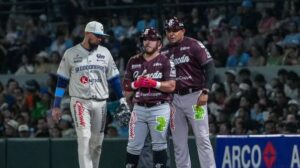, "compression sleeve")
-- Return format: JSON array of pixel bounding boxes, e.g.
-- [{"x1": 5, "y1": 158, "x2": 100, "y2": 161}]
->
[
  {"x1": 53, "y1": 76, "x2": 69, "y2": 108},
  {"x1": 203, "y1": 61, "x2": 215, "y2": 89},
  {"x1": 108, "y1": 75, "x2": 124, "y2": 99}
]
